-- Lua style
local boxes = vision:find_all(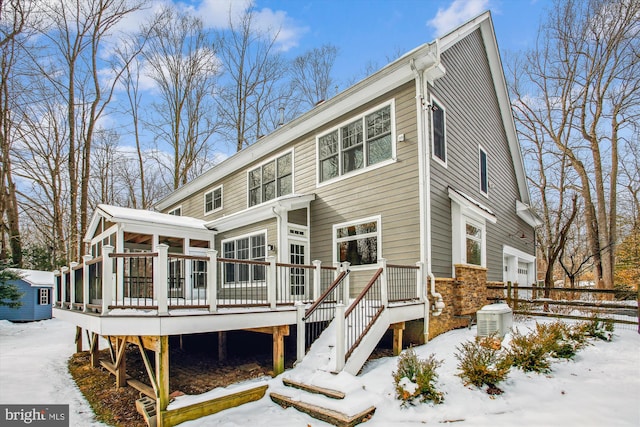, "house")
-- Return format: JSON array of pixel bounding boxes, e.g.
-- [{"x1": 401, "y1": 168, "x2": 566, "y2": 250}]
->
[
  {"x1": 0, "y1": 269, "x2": 54, "y2": 322},
  {"x1": 53, "y1": 12, "x2": 540, "y2": 427}
]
